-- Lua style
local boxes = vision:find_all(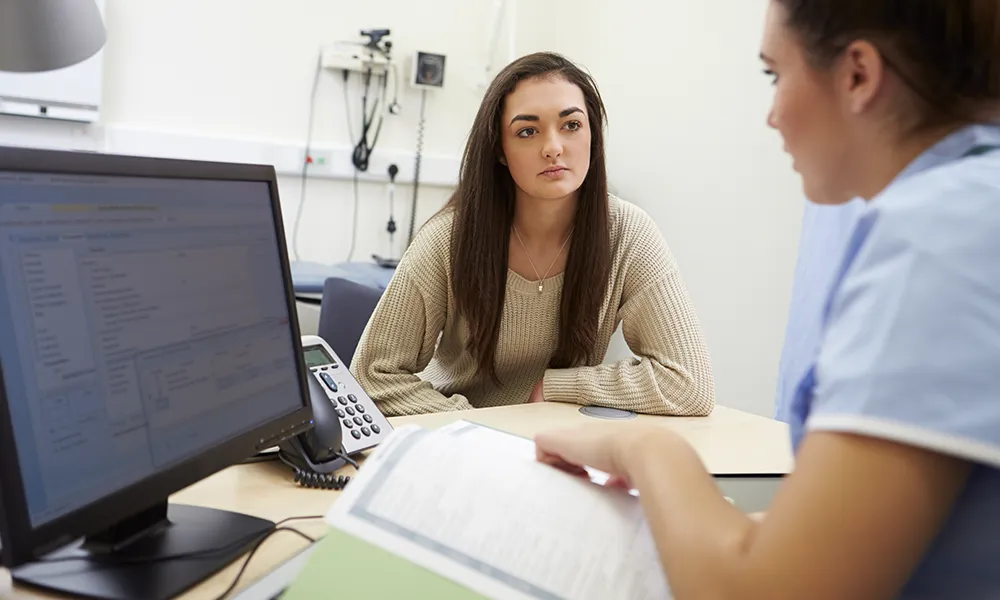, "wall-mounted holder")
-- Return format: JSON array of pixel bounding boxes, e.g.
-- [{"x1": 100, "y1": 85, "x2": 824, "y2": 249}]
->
[
  {"x1": 321, "y1": 43, "x2": 390, "y2": 75},
  {"x1": 411, "y1": 51, "x2": 446, "y2": 89},
  {"x1": 321, "y1": 29, "x2": 393, "y2": 75}
]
